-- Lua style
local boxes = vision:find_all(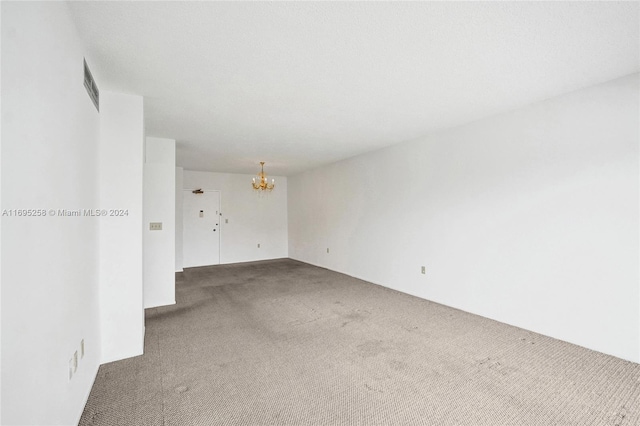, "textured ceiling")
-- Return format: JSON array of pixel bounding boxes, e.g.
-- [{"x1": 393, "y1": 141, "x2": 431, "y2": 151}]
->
[{"x1": 68, "y1": 1, "x2": 639, "y2": 176}]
